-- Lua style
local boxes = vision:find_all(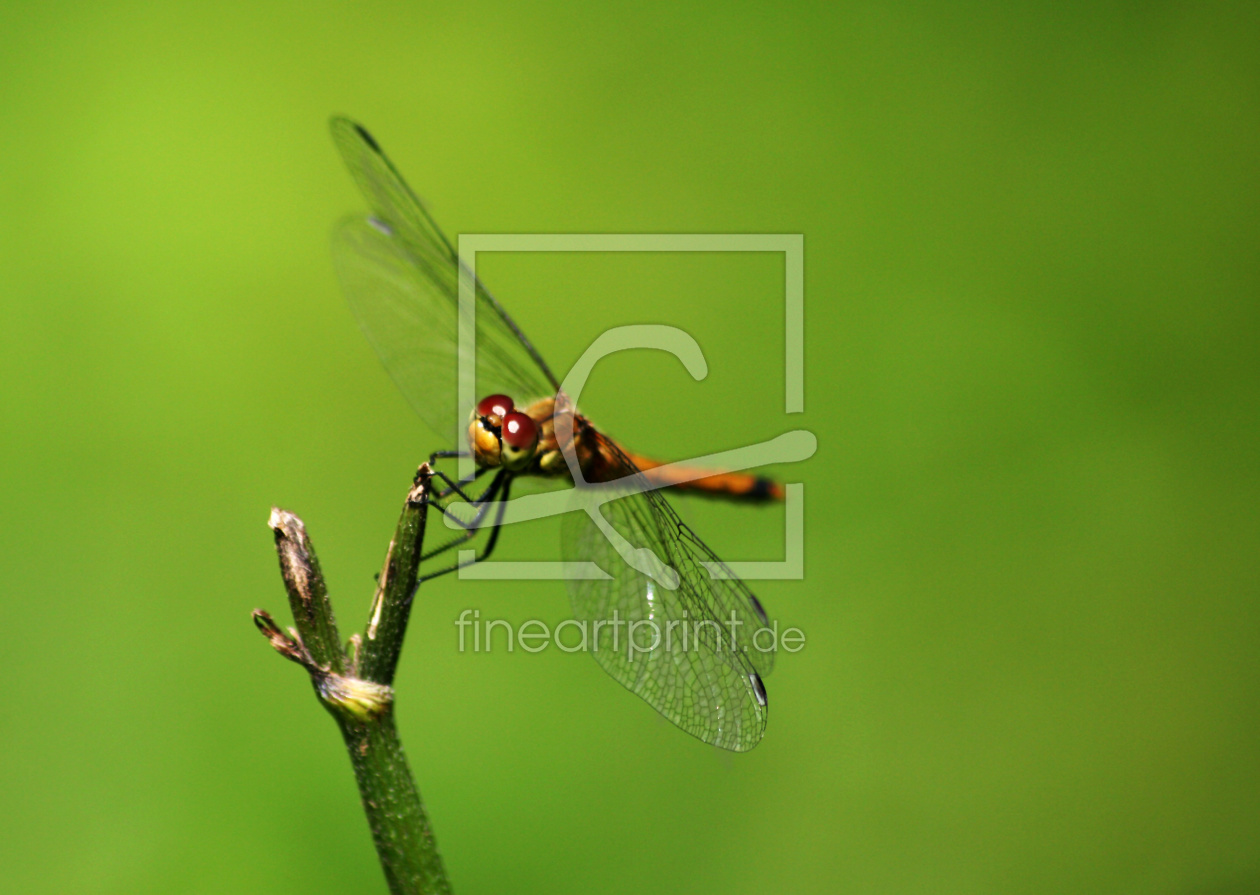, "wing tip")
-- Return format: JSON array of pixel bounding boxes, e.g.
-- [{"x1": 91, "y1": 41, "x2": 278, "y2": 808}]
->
[
  {"x1": 750, "y1": 670, "x2": 768, "y2": 708},
  {"x1": 329, "y1": 115, "x2": 382, "y2": 154}
]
